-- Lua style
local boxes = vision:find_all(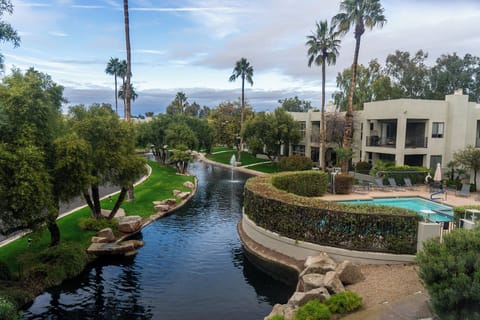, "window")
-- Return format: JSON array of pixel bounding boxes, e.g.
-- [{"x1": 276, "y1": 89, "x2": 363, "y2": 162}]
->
[
  {"x1": 432, "y1": 122, "x2": 444, "y2": 138},
  {"x1": 430, "y1": 155, "x2": 442, "y2": 170},
  {"x1": 310, "y1": 147, "x2": 319, "y2": 162},
  {"x1": 292, "y1": 145, "x2": 305, "y2": 157},
  {"x1": 299, "y1": 121, "x2": 306, "y2": 138}
]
